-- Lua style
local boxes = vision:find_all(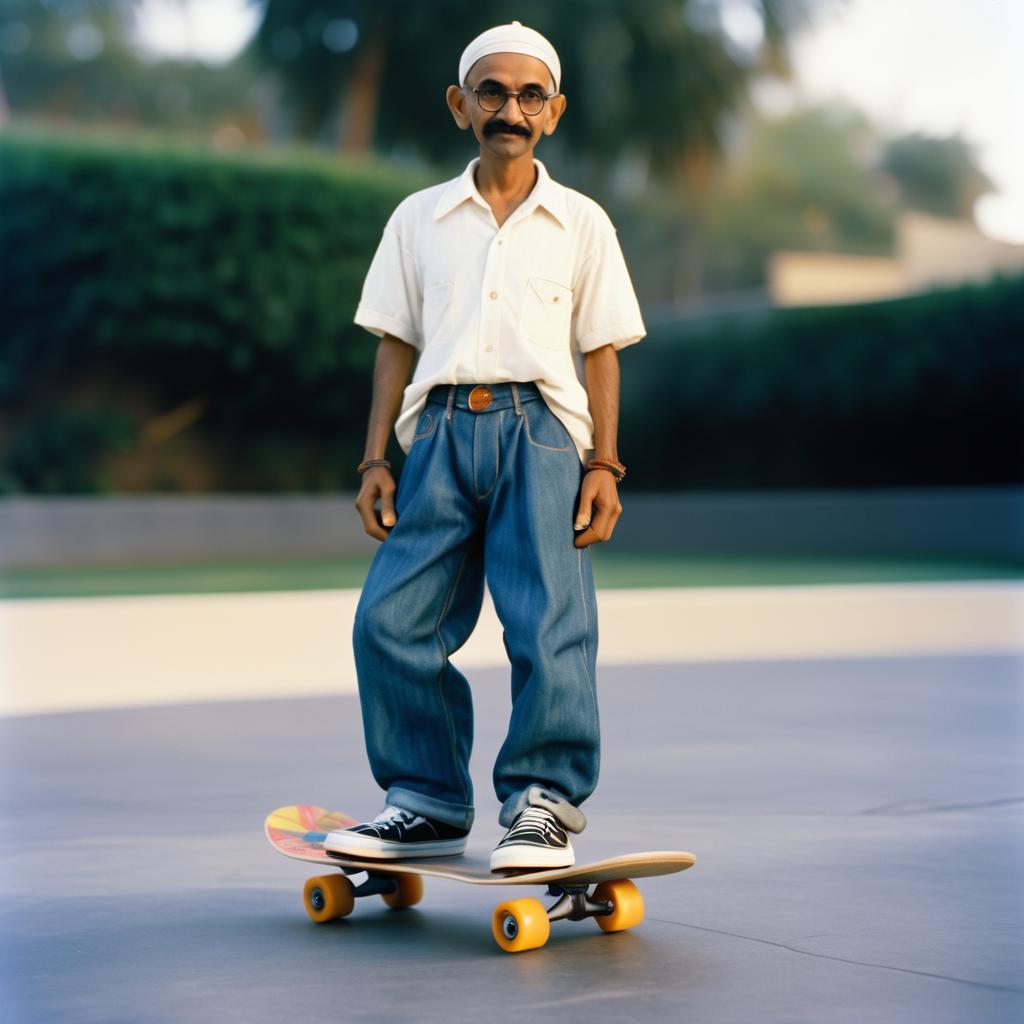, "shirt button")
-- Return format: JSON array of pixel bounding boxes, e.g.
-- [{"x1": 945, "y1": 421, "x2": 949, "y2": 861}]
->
[
  {"x1": 485, "y1": 345, "x2": 493, "y2": 352},
  {"x1": 489, "y1": 291, "x2": 498, "y2": 300},
  {"x1": 497, "y1": 240, "x2": 503, "y2": 246}
]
